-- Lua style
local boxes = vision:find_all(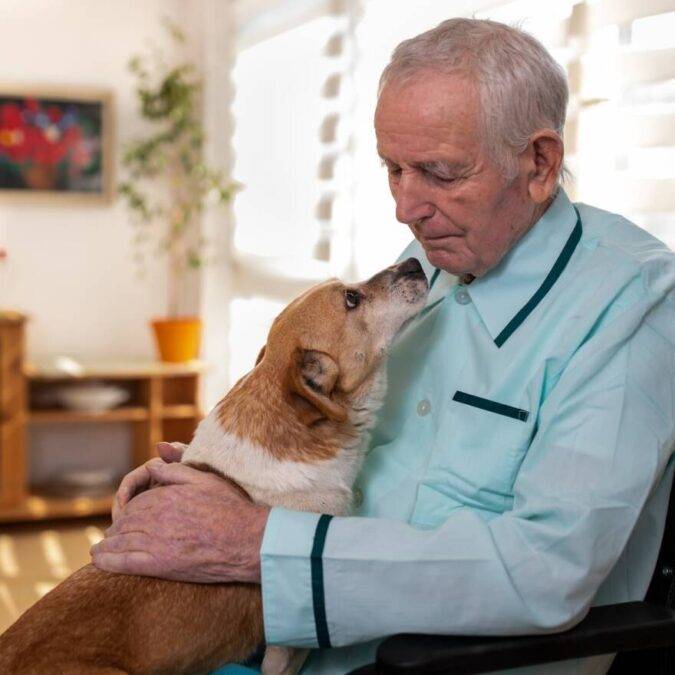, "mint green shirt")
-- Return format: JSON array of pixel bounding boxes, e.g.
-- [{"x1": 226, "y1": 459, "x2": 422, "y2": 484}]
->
[{"x1": 248, "y1": 190, "x2": 675, "y2": 675}]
